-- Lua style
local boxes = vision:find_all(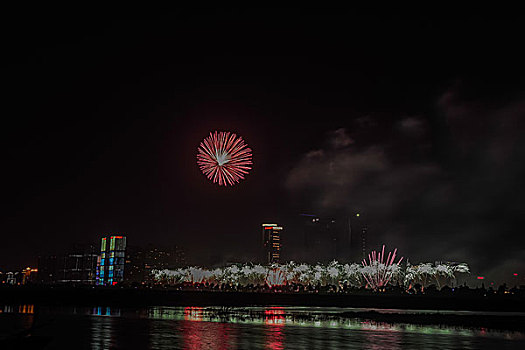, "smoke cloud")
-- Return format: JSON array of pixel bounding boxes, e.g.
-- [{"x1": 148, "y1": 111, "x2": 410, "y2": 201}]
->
[{"x1": 286, "y1": 90, "x2": 525, "y2": 284}]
